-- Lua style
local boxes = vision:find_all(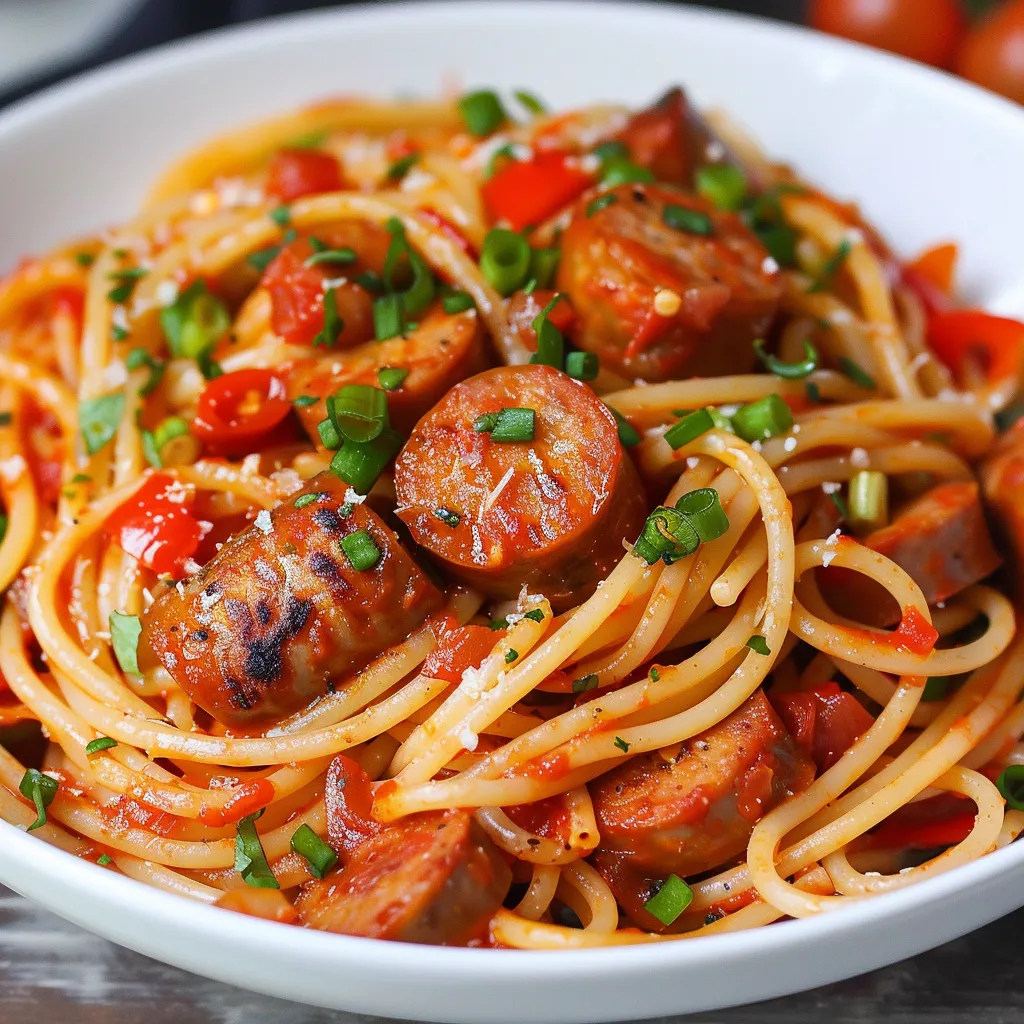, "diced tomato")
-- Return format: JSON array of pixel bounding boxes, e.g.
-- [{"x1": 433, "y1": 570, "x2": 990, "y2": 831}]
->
[
  {"x1": 773, "y1": 682, "x2": 875, "y2": 772},
  {"x1": 482, "y1": 151, "x2": 593, "y2": 231},
  {"x1": 419, "y1": 207, "x2": 476, "y2": 257},
  {"x1": 423, "y1": 622, "x2": 500, "y2": 684},
  {"x1": 197, "y1": 777, "x2": 276, "y2": 827},
  {"x1": 191, "y1": 368, "x2": 292, "y2": 457},
  {"x1": 104, "y1": 473, "x2": 207, "y2": 577},
  {"x1": 266, "y1": 148, "x2": 344, "y2": 201},
  {"x1": 324, "y1": 754, "x2": 383, "y2": 855},
  {"x1": 928, "y1": 309, "x2": 1024, "y2": 387},
  {"x1": 21, "y1": 398, "x2": 63, "y2": 505},
  {"x1": 893, "y1": 606, "x2": 939, "y2": 657},
  {"x1": 867, "y1": 796, "x2": 975, "y2": 851}
]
